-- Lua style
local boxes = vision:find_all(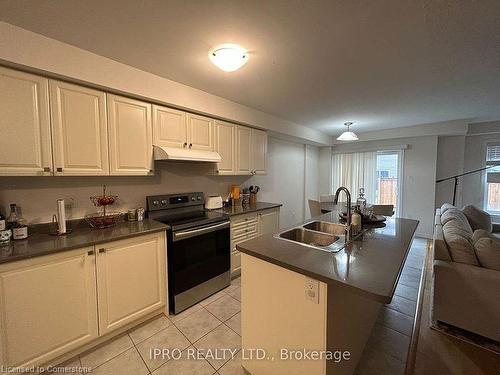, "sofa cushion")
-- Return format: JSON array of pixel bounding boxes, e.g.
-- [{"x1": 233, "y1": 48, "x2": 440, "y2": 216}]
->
[
  {"x1": 433, "y1": 223, "x2": 452, "y2": 261},
  {"x1": 441, "y1": 209, "x2": 473, "y2": 234},
  {"x1": 462, "y1": 205, "x2": 493, "y2": 232},
  {"x1": 442, "y1": 220, "x2": 479, "y2": 265},
  {"x1": 440, "y1": 203, "x2": 456, "y2": 215},
  {"x1": 472, "y1": 229, "x2": 500, "y2": 270}
]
